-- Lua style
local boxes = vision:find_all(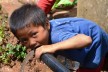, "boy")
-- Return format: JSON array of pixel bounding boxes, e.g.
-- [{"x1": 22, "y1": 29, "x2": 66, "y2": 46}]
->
[{"x1": 9, "y1": 4, "x2": 108, "y2": 72}]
